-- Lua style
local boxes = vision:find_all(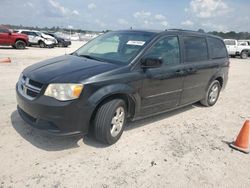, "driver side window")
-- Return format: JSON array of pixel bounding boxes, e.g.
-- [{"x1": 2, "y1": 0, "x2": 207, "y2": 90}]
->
[
  {"x1": 145, "y1": 36, "x2": 180, "y2": 65},
  {"x1": 0, "y1": 28, "x2": 9, "y2": 33}
]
